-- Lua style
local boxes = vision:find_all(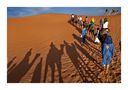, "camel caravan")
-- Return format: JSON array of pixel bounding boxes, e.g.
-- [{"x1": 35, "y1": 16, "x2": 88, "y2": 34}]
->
[
  {"x1": 70, "y1": 14, "x2": 97, "y2": 39},
  {"x1": 69, "y1": 9, "x2": 117, "y2": 74},
  {"x1": 69, "y1": 14, "x2": 110, "y2": 45},
  {"x1": 104, "y1": 9, "x2": 119, "y2": 16}
]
